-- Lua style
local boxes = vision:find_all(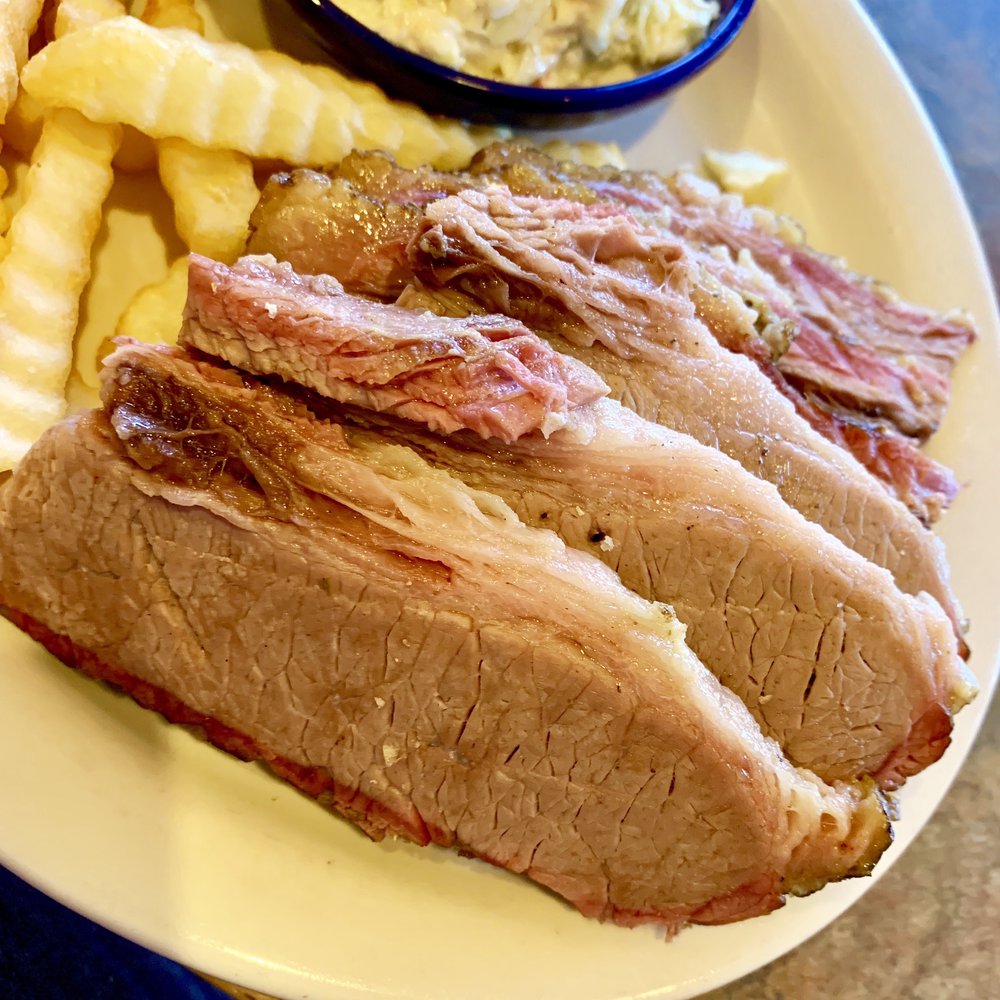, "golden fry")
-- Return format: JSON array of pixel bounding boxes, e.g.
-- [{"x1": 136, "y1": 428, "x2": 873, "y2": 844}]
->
[
  {"x1": 0, "y1": 87, "x2": 43, "y2": 159},
  {"x1": 22, "y1": 17, "x2": 499, "y2": 170},
  {"x1": 279, "y1": 57, "x2": 495, "y2": 171},
  {"x1": 22, "y1": 19, "x2": 359, "y2": 164},
  {"x1": 141, "y1": 0, "x2": 256, "y2": 260},
  {"x1": 0, "y1": 107, "x2": 120, "y2": 468},
  {"x1": 0, "y1": 0, "x2": 45, "y2": 122},
  {"x1": 112, "y1": 256, "x2": 188, "y2": 347},
  {"x1": 157, "y1": 138, "x2": 258, "y2": 261}
]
